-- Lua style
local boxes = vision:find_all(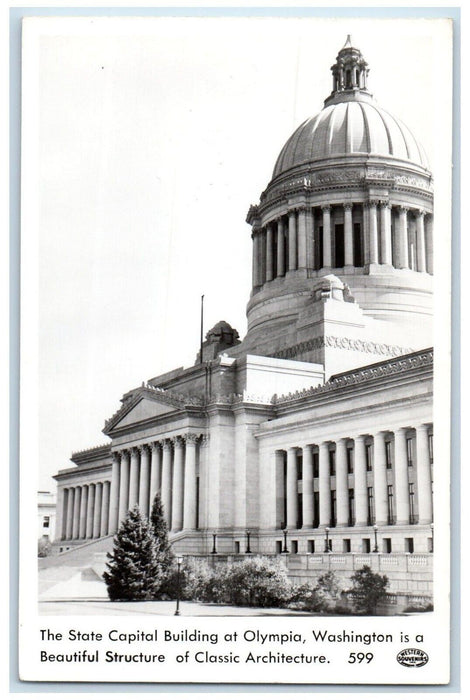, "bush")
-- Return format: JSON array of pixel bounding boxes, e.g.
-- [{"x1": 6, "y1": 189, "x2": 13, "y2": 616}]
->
[
  {"x1": 103, "y1": 506, "x2": 166, "y2": 601},
  {"x1": 38, "y1": 536, "x2": 52, "y2": 558},
  {"x1": 222, "y1": 557, "x2": 292, "y2": 608},
  {"x1": 347, "y1": 565, "x2": 389, "y2": 614}
]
